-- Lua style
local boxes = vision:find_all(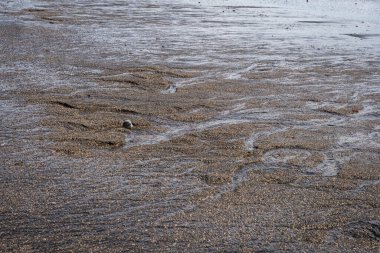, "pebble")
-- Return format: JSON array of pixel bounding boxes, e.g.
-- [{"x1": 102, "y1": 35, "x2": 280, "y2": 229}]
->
[{"x1": 123, "y1": 120, "x2": 133, "y2": 129}]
